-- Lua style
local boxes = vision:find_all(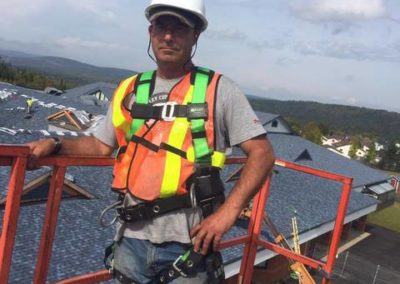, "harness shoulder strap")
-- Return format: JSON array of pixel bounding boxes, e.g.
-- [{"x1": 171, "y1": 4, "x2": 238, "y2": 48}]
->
[
  {"x1": 127, "y1": 71, "x2": 155, "y2": 140},
  {"x1": 190, "y1": 67, "x2": 215, "y2": 164}
]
